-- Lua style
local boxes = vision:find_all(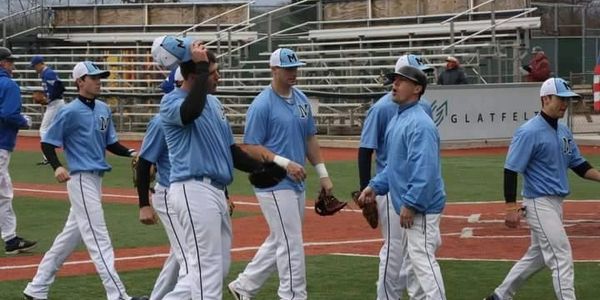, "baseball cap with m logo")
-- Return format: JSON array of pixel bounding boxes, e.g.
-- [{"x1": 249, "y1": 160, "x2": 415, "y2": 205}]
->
[{"x1": 269, "y1": 48, "x2": 306, "y2": 68}]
